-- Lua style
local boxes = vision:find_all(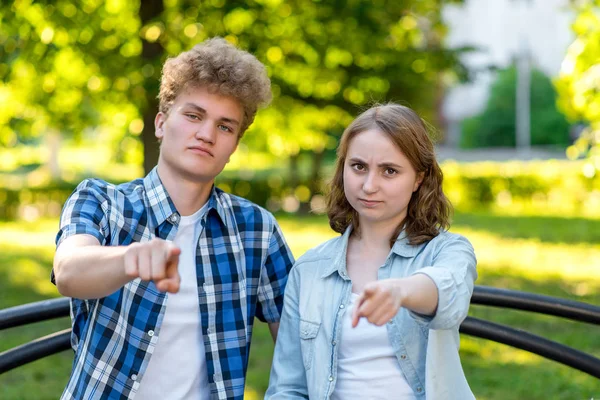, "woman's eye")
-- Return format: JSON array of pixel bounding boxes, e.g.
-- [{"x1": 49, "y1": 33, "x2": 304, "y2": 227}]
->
[
  {"x1": 384, "y1": 168, "x2": 397, "y2": 176},
  {"x1": 352, "y1": 163, "x2": 365, "y2": 171}
]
